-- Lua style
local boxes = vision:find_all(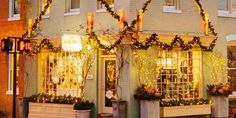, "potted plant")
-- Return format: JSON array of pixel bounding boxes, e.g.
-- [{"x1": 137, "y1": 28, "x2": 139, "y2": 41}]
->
[
  {"x1": 207, "y1": 83, "x2": 232, "y2": 117},
  {"x1": 74, "y1": 100, "x2": 94, "y2": 118},
  {"x1": 134, "y1": 84, "x2": 163, "y2": 118}
]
